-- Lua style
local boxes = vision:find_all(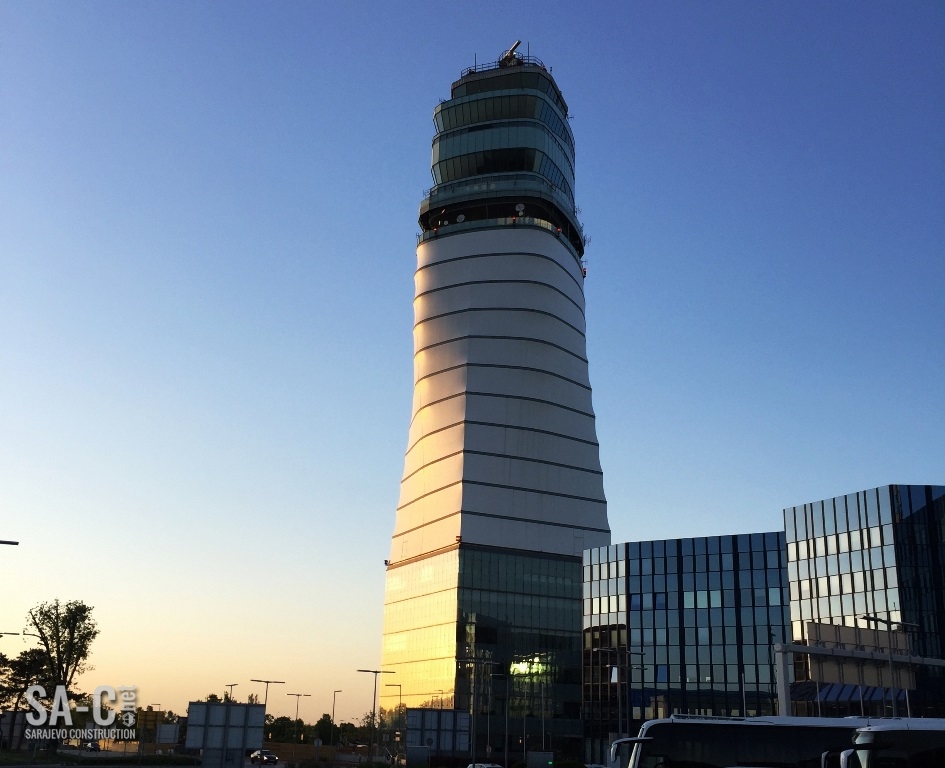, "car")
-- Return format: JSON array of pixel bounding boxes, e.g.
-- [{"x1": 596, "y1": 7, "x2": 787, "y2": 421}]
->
[
  {"x1": 250, "y1": 750, "x2": 279, "y2": 764},
  {"x1": 83, "y1": 742, "x2": 101, "y2": 752},
  {"x1": 467, "y1": 763, "x2": 503, "y2": 768}
]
